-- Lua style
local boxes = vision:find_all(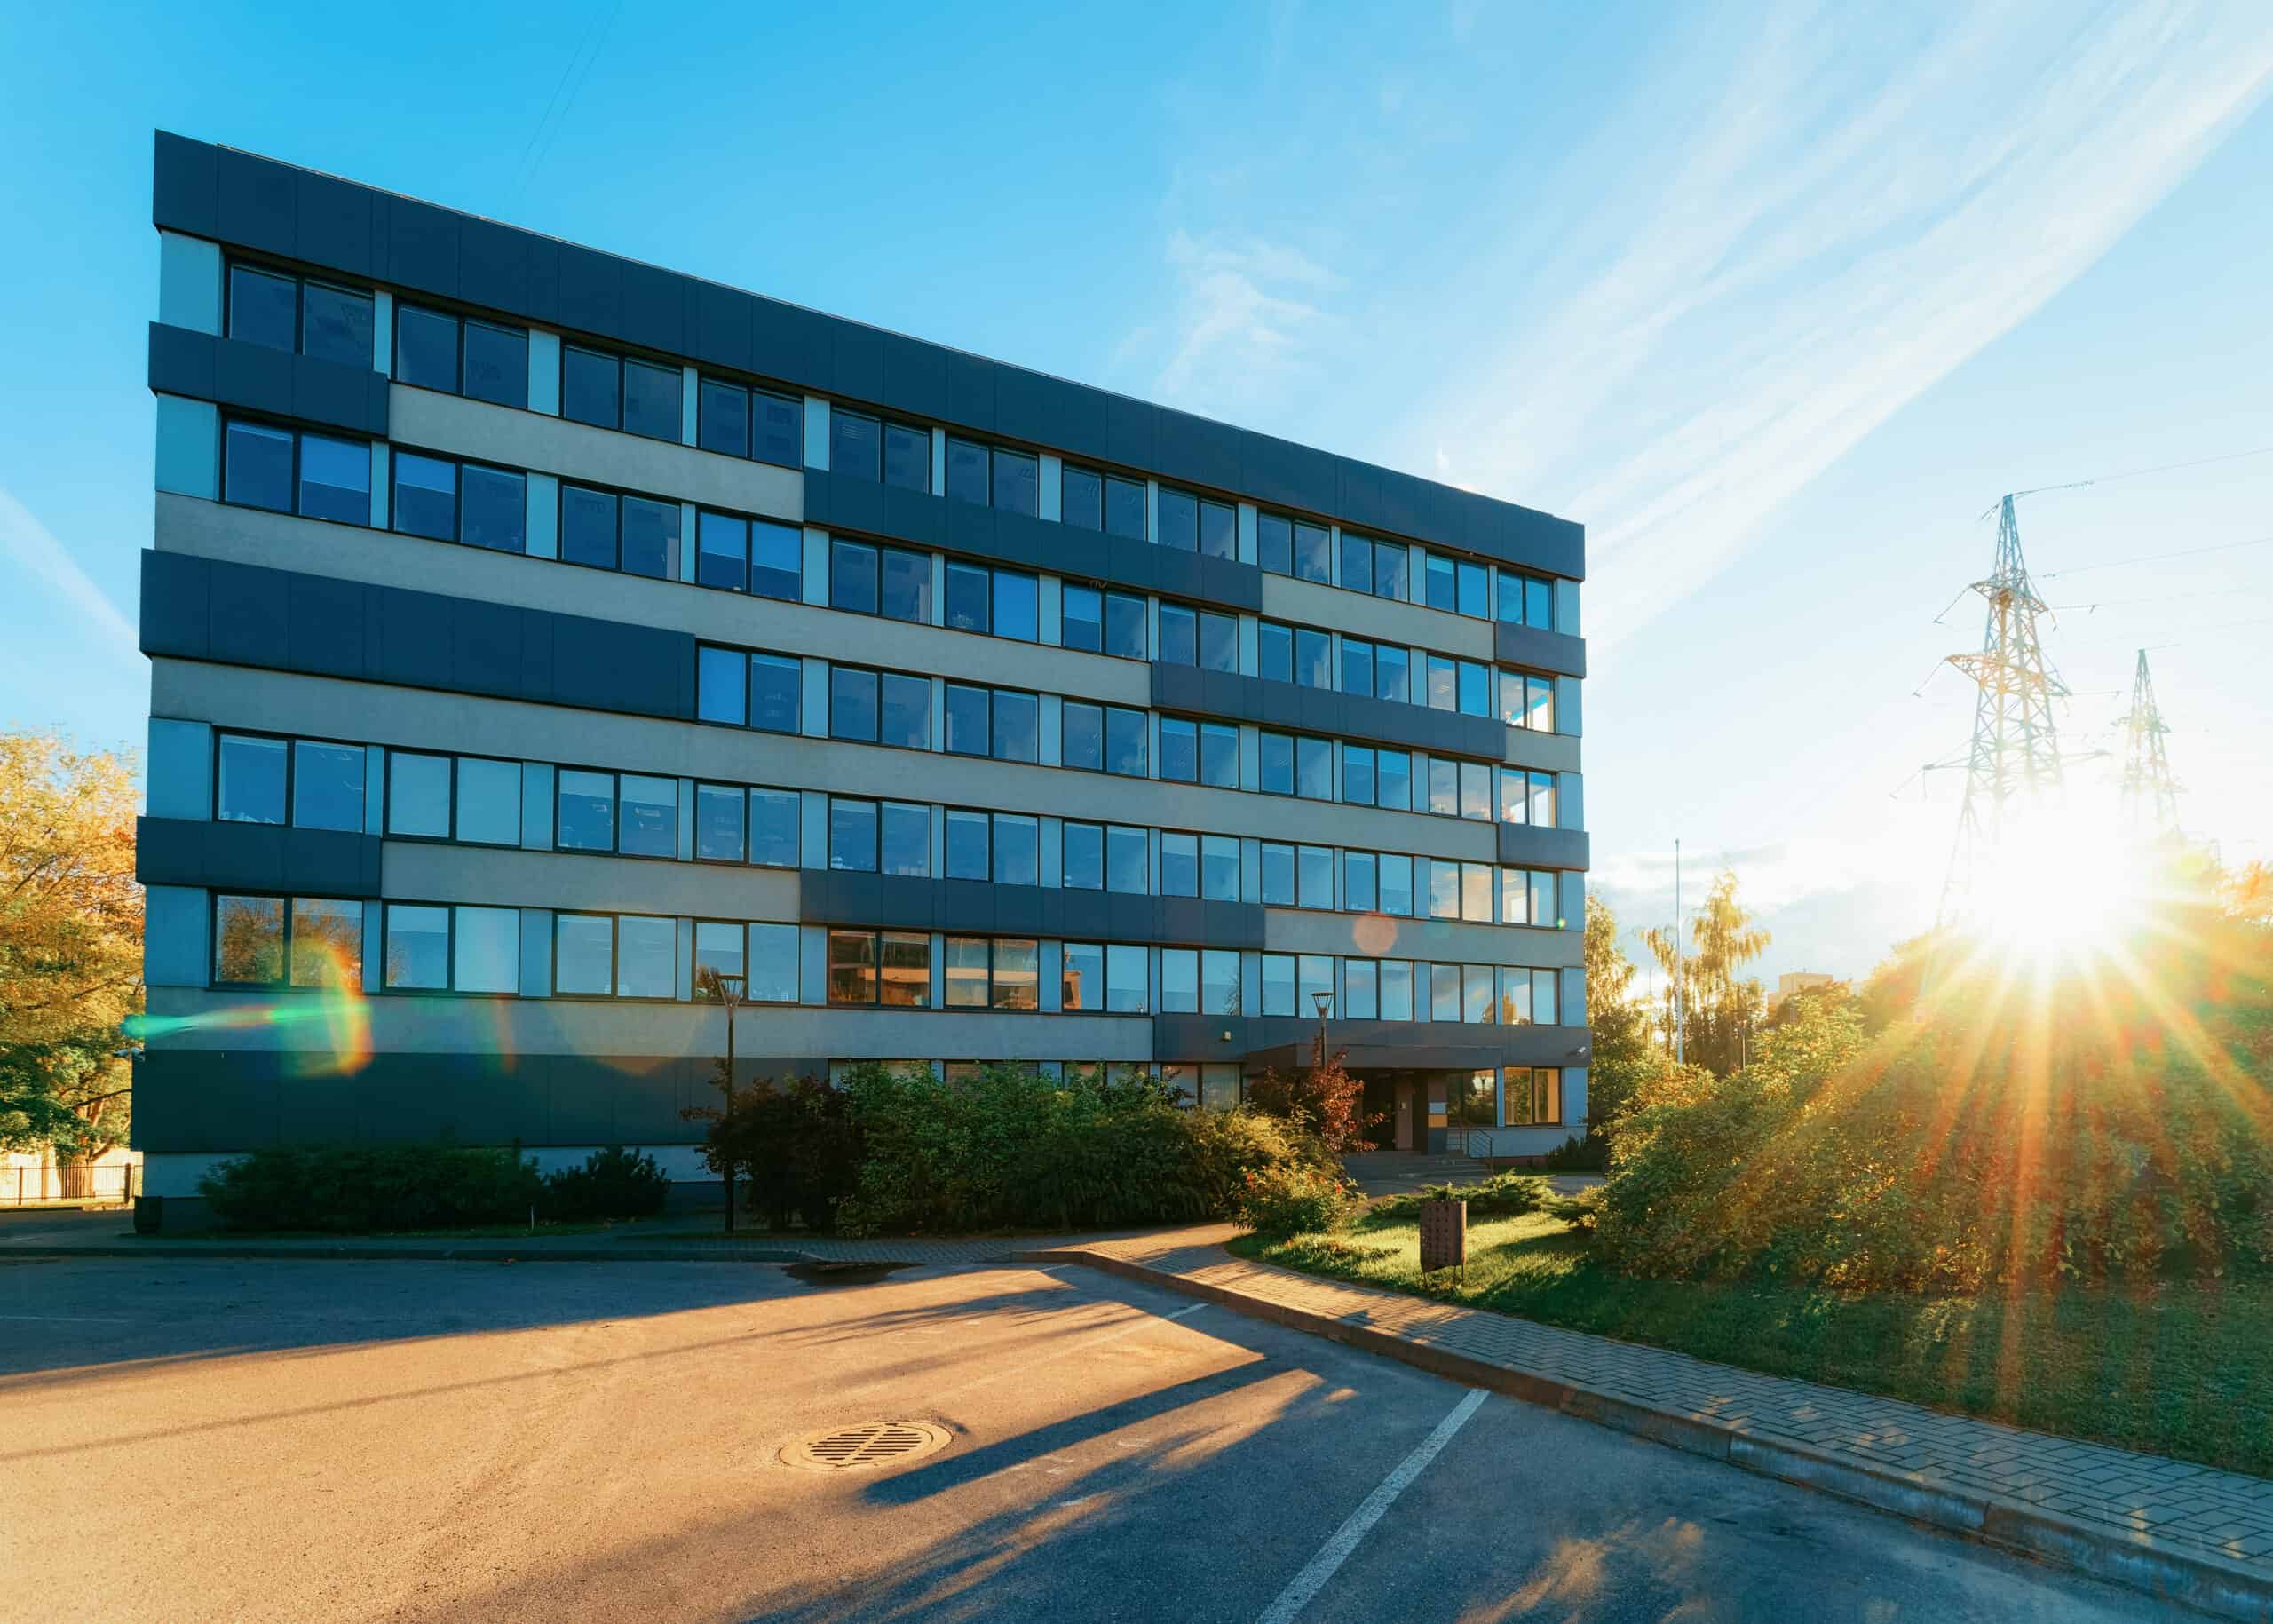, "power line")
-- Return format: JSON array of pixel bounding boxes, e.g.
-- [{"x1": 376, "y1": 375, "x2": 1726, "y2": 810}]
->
[
  {"x1": 2048, "y1": 589, "x2": 2267, "y2": 612},
  {"x1": 2000, "y1": 442, "x2": 2273, "y2": 507},
  {"x1": 2040, "y1": 534, "x2": 2273, "y2": 580}
]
